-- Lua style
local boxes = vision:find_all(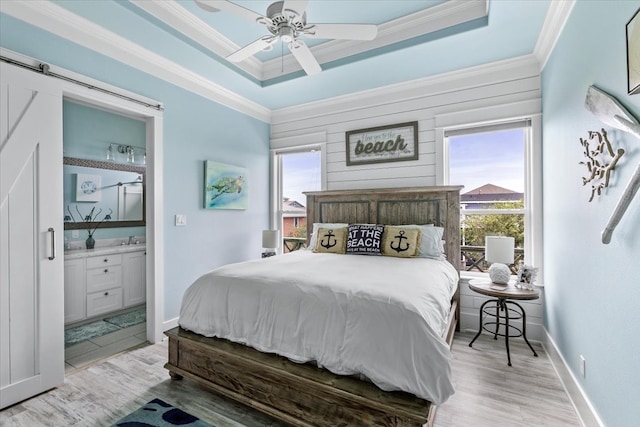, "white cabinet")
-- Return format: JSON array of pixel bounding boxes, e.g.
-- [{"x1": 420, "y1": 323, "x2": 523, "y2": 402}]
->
[
  {"x1": 86, "y1": 253, "x2": 123, "y2": 318},
  {"x1": 86, "y1": 288, "x2": 123, "y2": 317},
  {"x1": 122, "y1": 251, "x2": 146, "y2": 307},
  {"x1": 64, "y1": 247, "x2": 145, "y2": 324},
  {"x1": 64, "y1": 258, "x2": 86, "y2": 324}
]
